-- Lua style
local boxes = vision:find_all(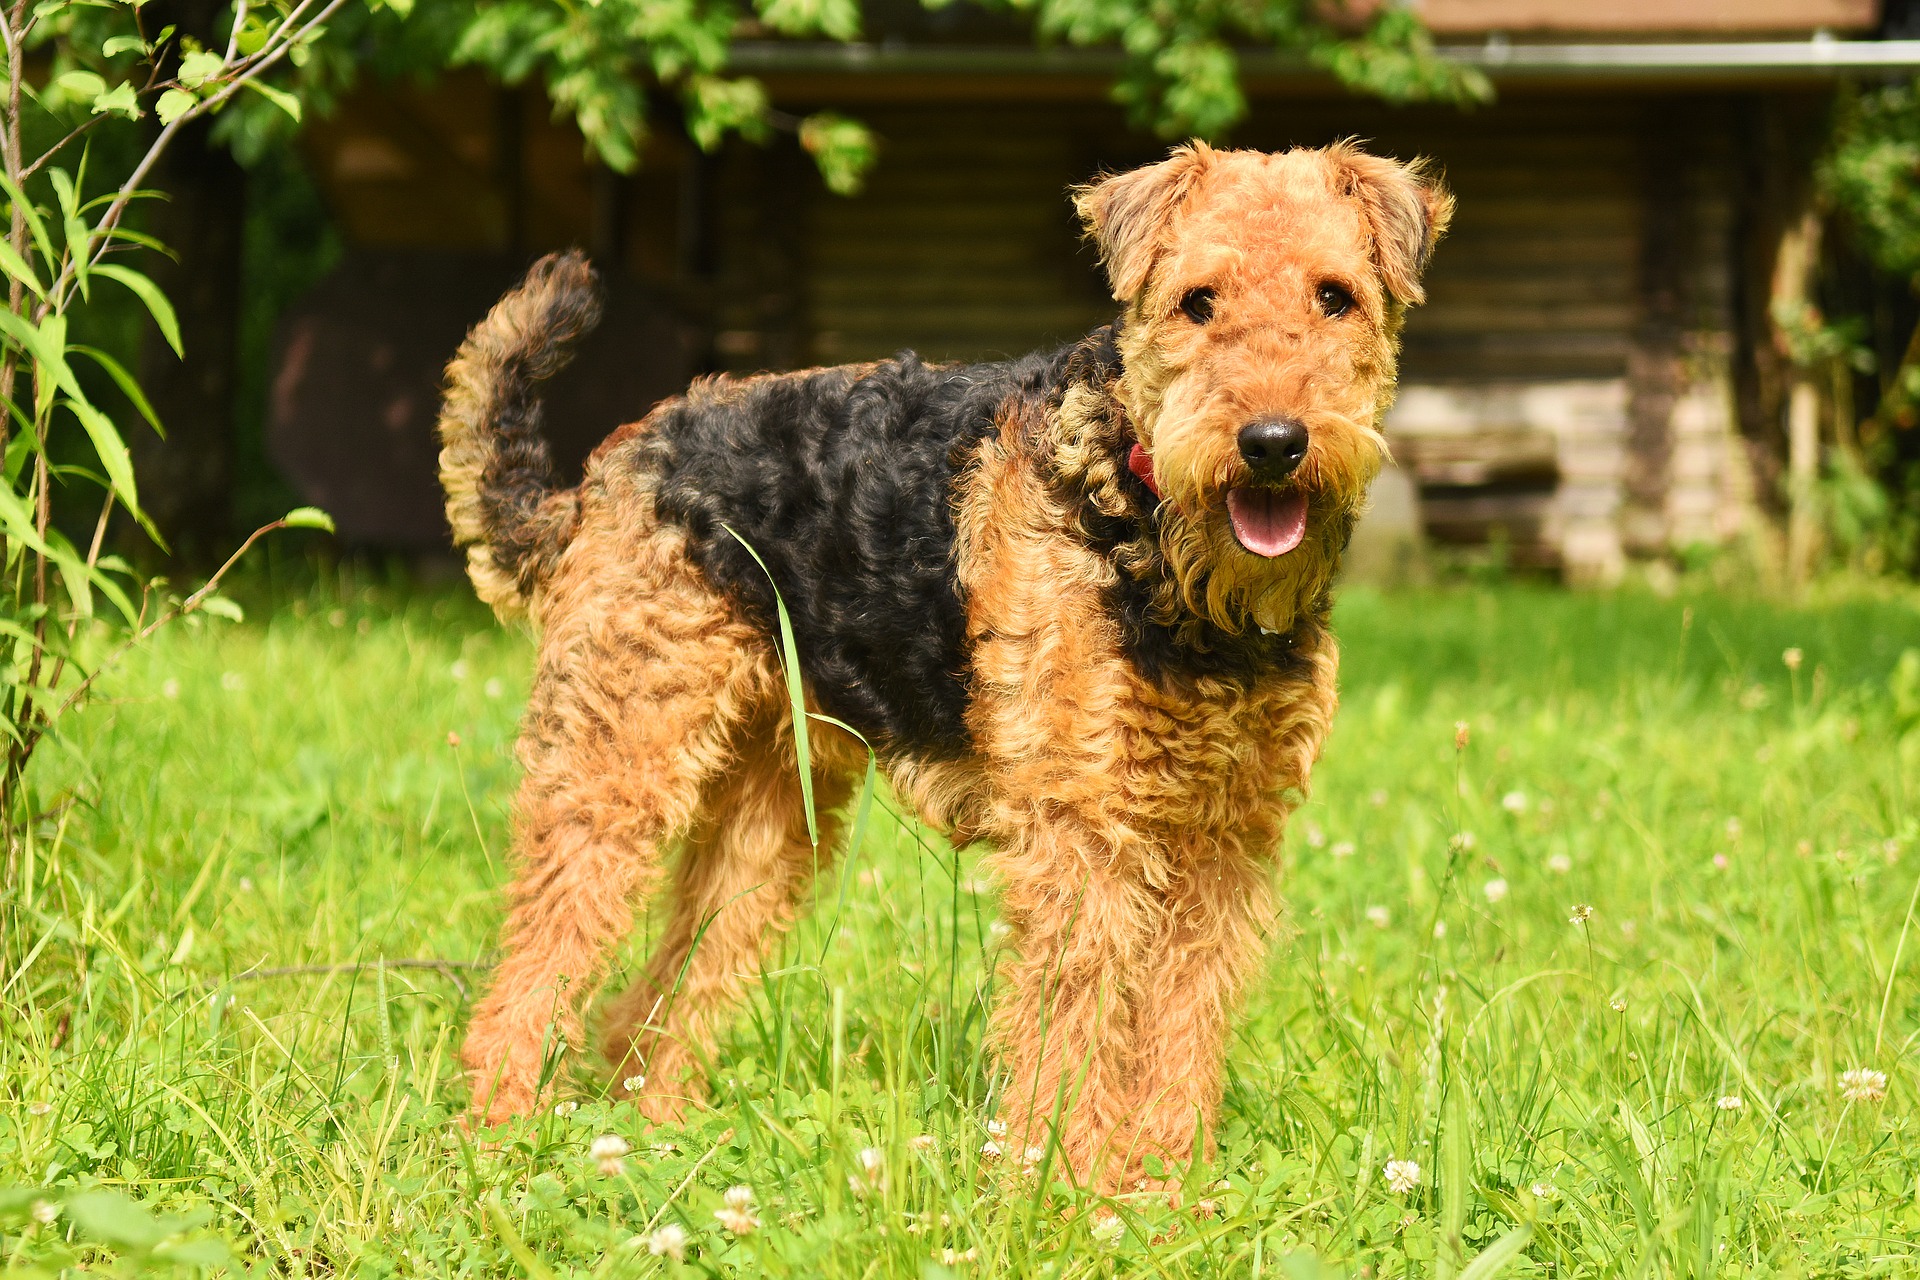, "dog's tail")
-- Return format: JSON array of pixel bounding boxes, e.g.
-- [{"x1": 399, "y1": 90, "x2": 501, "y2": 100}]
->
[{"x1": 437, "y1": 251, "x2": 600, "y2": 617}]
